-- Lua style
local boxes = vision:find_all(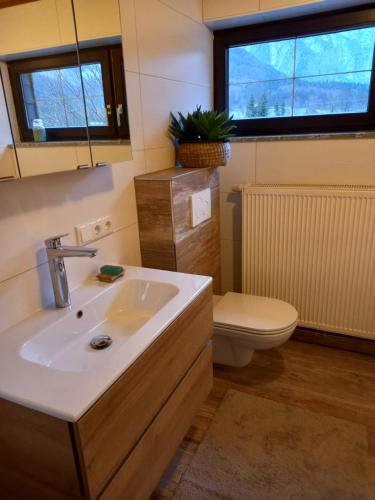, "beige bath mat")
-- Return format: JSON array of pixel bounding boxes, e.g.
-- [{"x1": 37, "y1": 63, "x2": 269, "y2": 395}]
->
[{"x1": 174, "y1": 390, "x2": 368, "y2": 499}]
